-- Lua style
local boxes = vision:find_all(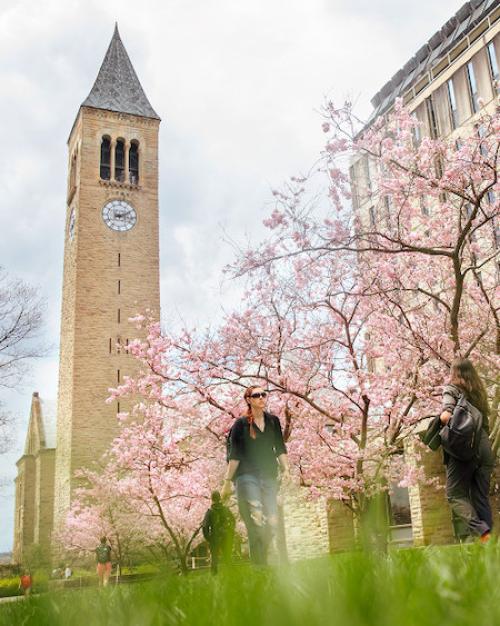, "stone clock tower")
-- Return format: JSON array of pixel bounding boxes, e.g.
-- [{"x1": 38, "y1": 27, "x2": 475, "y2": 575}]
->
[{"x1": 52, "y1": 25, "x2": 160, "y2": 534}]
